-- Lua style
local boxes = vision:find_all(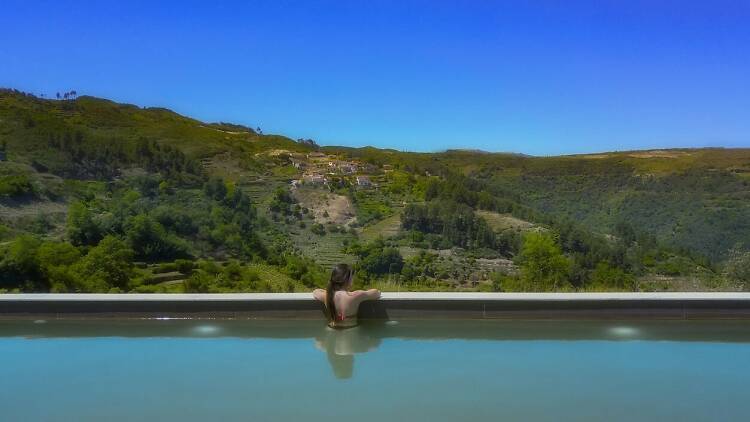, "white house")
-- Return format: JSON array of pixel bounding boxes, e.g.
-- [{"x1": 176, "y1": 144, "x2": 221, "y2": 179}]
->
[
  {"x1": 304, "y1": 173, "x2": 327, "y2": 185},
  {"x1": 356, "y1": 175, "x2": 372, "y2": 187},
  {"x1": 291, "y1": 159, "x2": 307, "y2": 169}
]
